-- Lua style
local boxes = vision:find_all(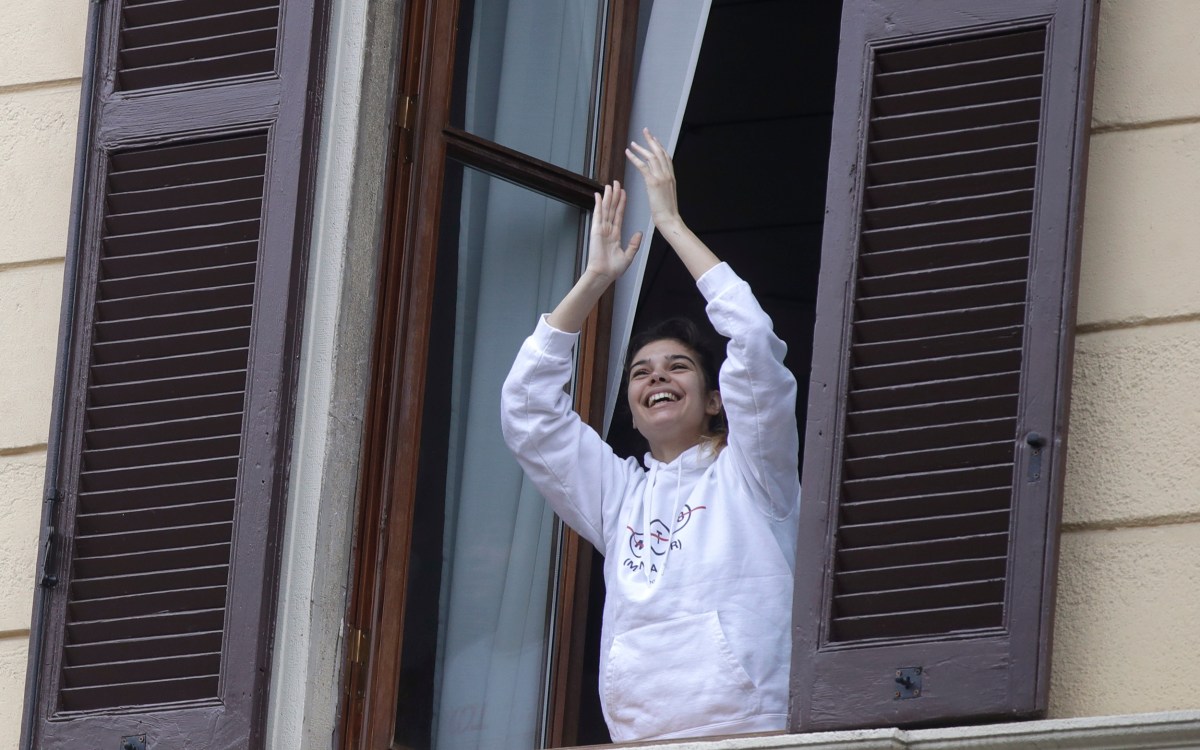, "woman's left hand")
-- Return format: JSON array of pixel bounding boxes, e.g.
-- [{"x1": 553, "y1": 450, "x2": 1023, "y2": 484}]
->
[{"x1": 626, "y1": 128, "x2": 681, "y2": 230}]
